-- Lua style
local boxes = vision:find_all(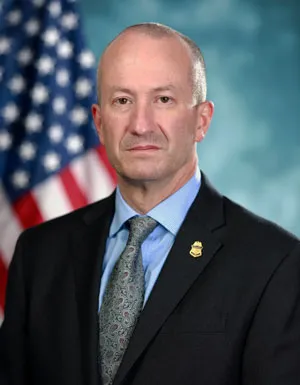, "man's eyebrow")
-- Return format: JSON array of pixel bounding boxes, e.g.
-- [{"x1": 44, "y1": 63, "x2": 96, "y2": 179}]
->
[
  {"x1": 109, "y1": 87, "x2": 134, "y2": 95},
  {"x1": 108, "y1": 85, "x2": 178, "y2": 94},
  {"x1": 151, "y1": 85, "x2": 177, "y2": 92}
]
